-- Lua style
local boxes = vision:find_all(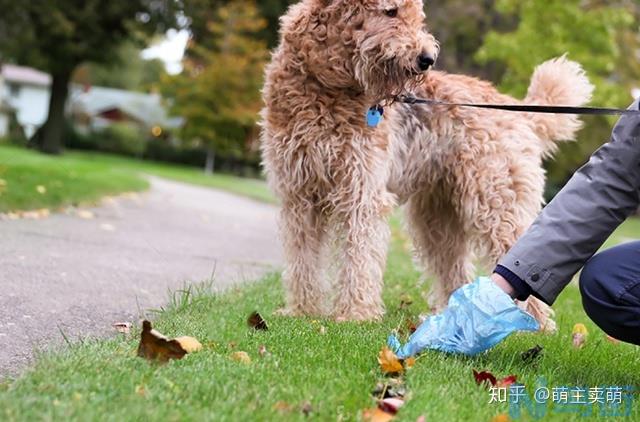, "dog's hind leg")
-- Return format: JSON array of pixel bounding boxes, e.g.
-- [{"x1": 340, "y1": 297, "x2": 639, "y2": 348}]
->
[
  {"x1": 279, "y1": 199, "x2": 327, "y2": 317},
  {"x1": 405, "y1": 189, "x2": 474, "y2": 313}
]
